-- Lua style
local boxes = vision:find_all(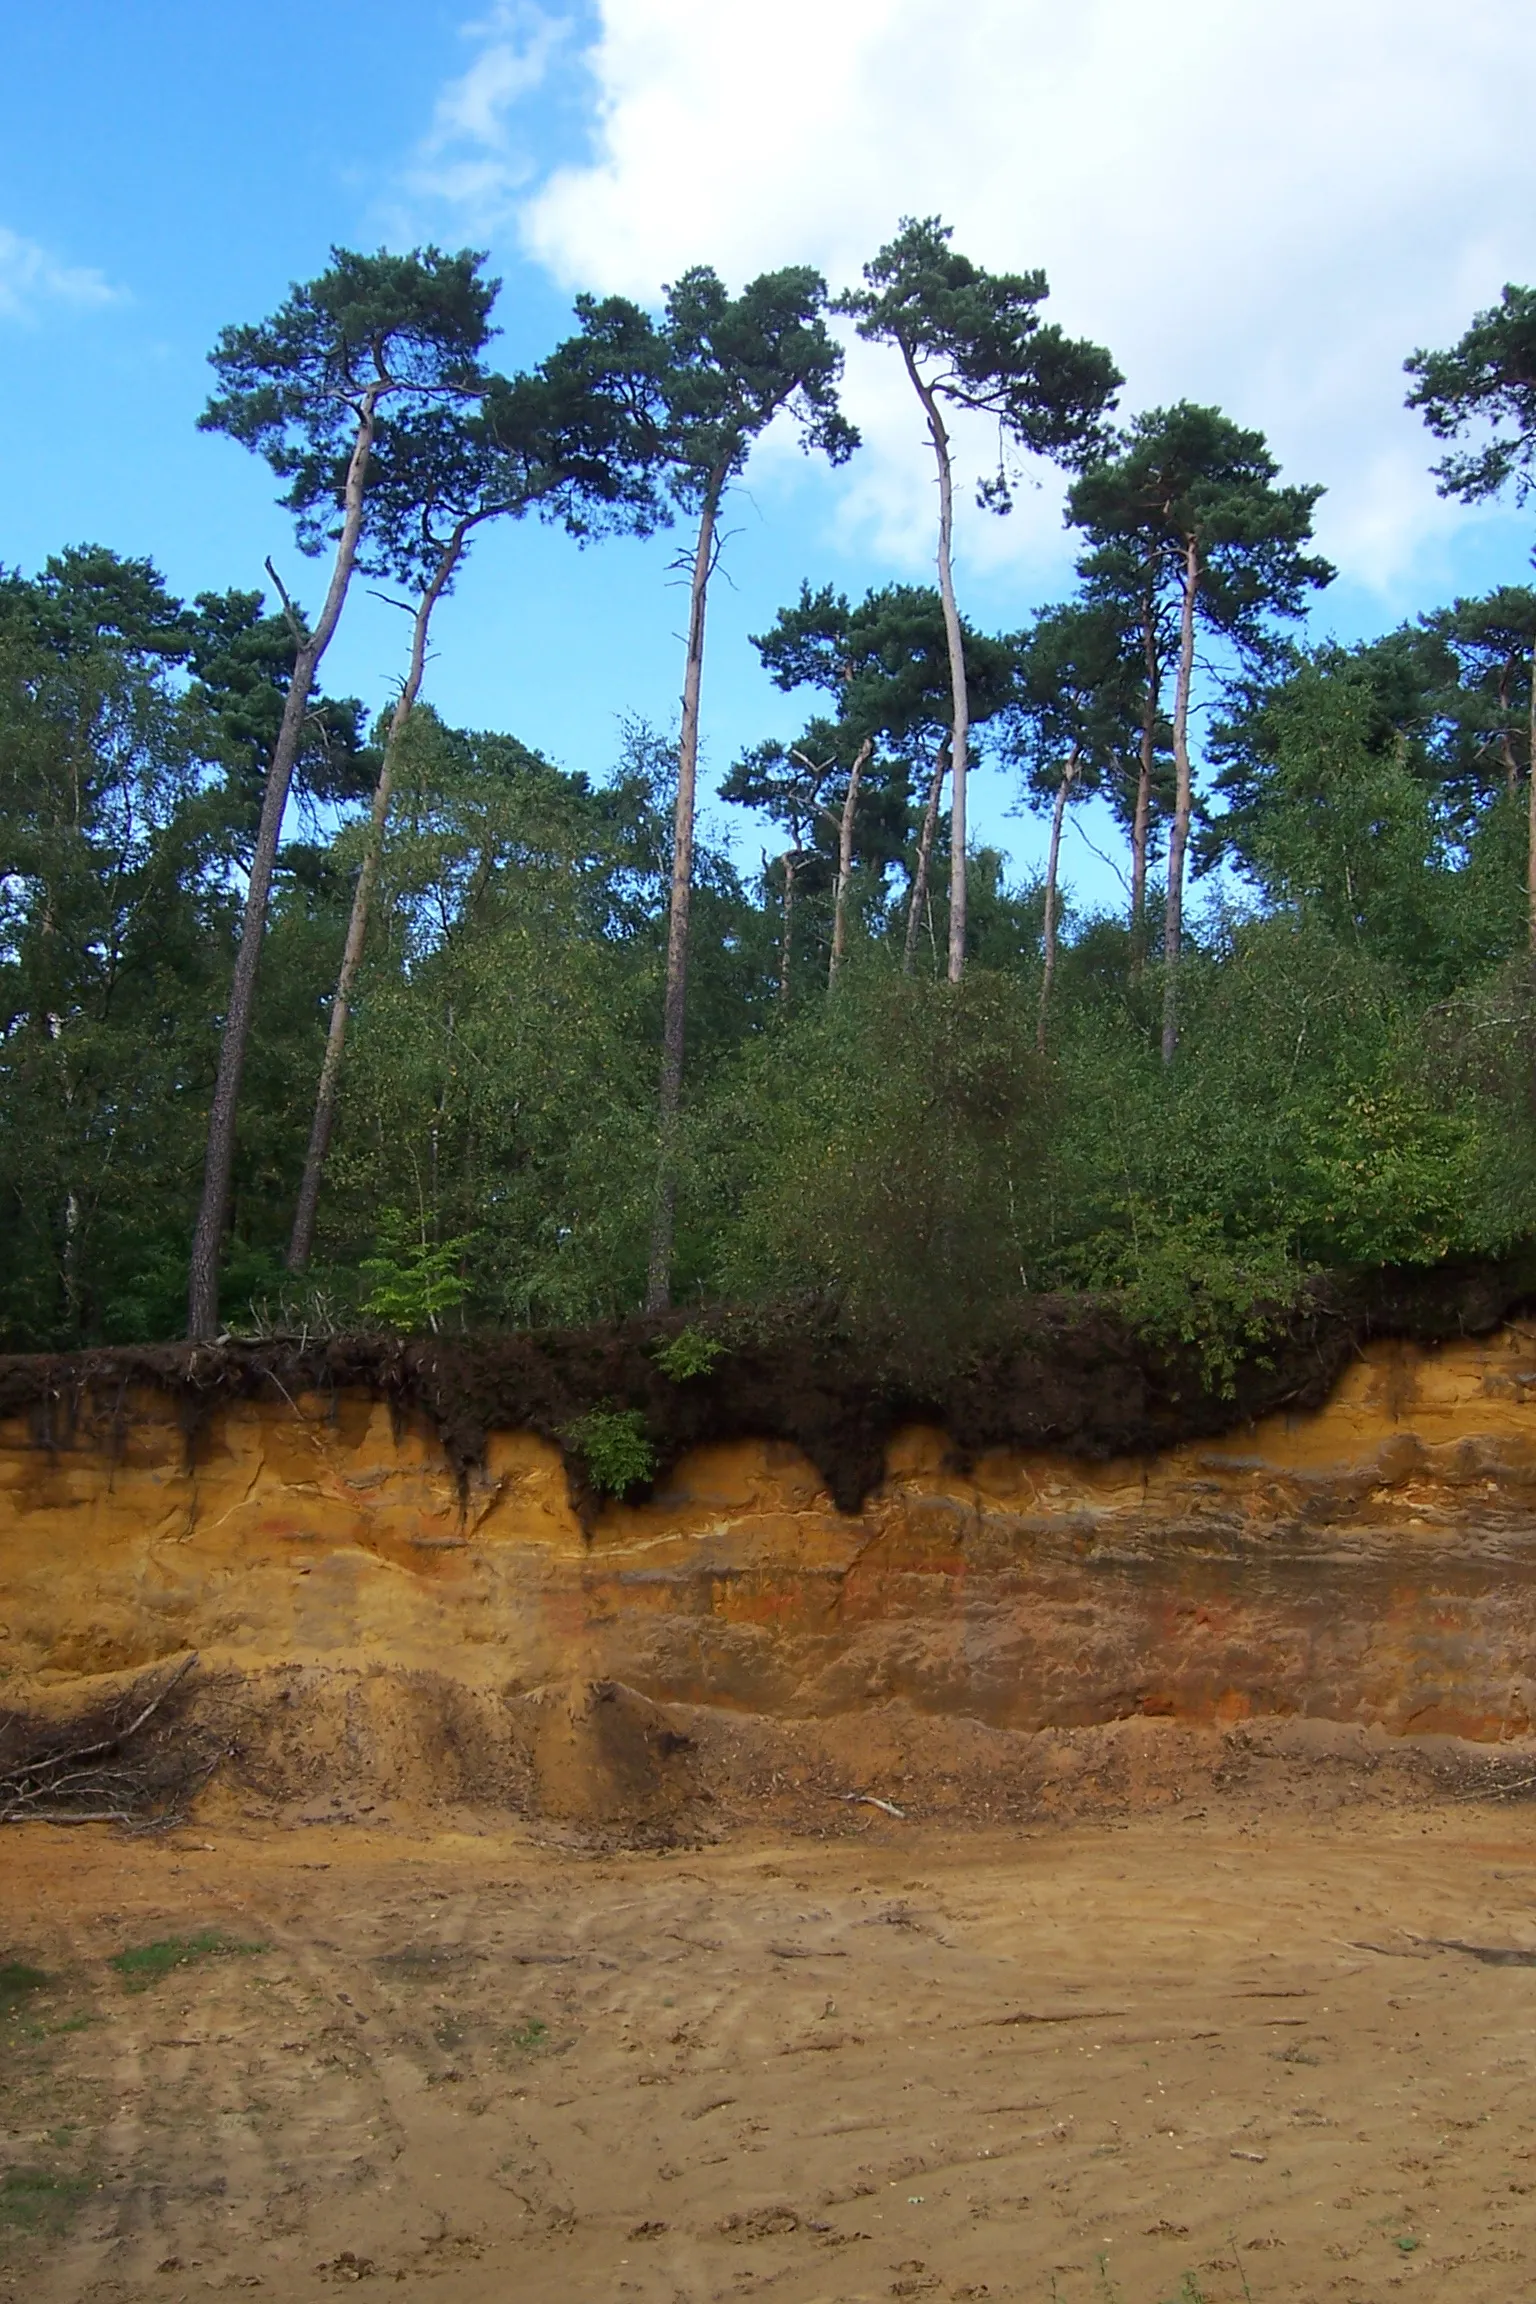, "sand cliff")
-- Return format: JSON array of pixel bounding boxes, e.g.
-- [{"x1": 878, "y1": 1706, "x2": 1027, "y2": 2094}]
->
[{"x1": 6, "y1": 1326, "x2": 1536, "y2": 1750}]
